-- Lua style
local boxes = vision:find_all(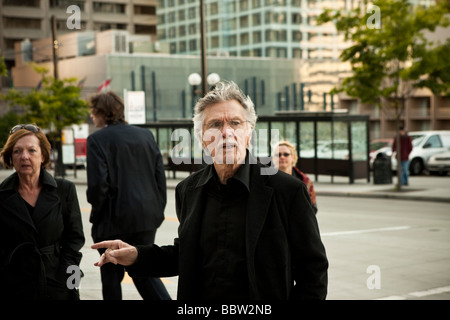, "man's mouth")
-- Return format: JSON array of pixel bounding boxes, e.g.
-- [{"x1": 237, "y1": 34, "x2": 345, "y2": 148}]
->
[{"x1": 221, "y1": 142, "x2": 236, "y2": 150}]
